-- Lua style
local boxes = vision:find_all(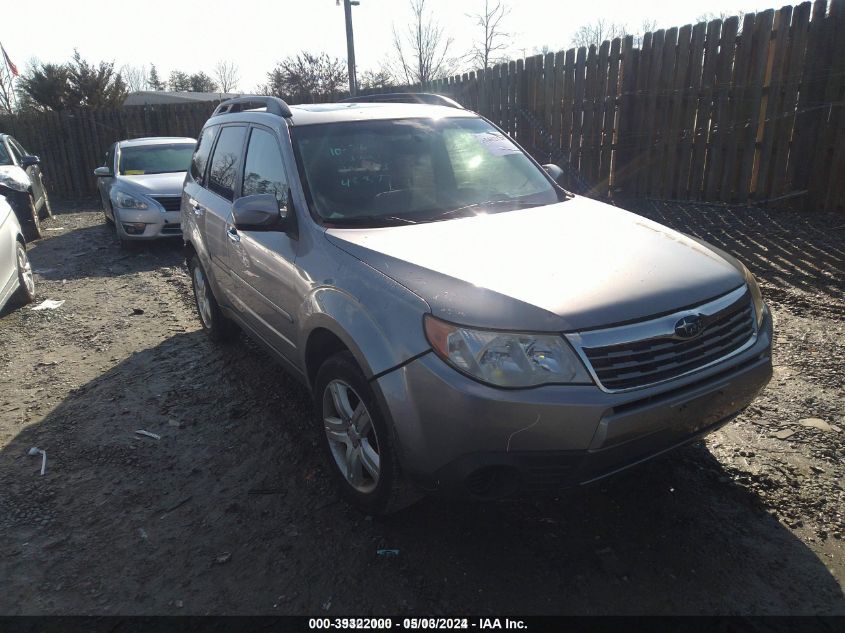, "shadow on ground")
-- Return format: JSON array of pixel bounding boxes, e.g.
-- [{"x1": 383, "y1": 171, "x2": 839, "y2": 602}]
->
[{"x1": 1, "y1": 327, "x2": 843, "y2": 615}]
